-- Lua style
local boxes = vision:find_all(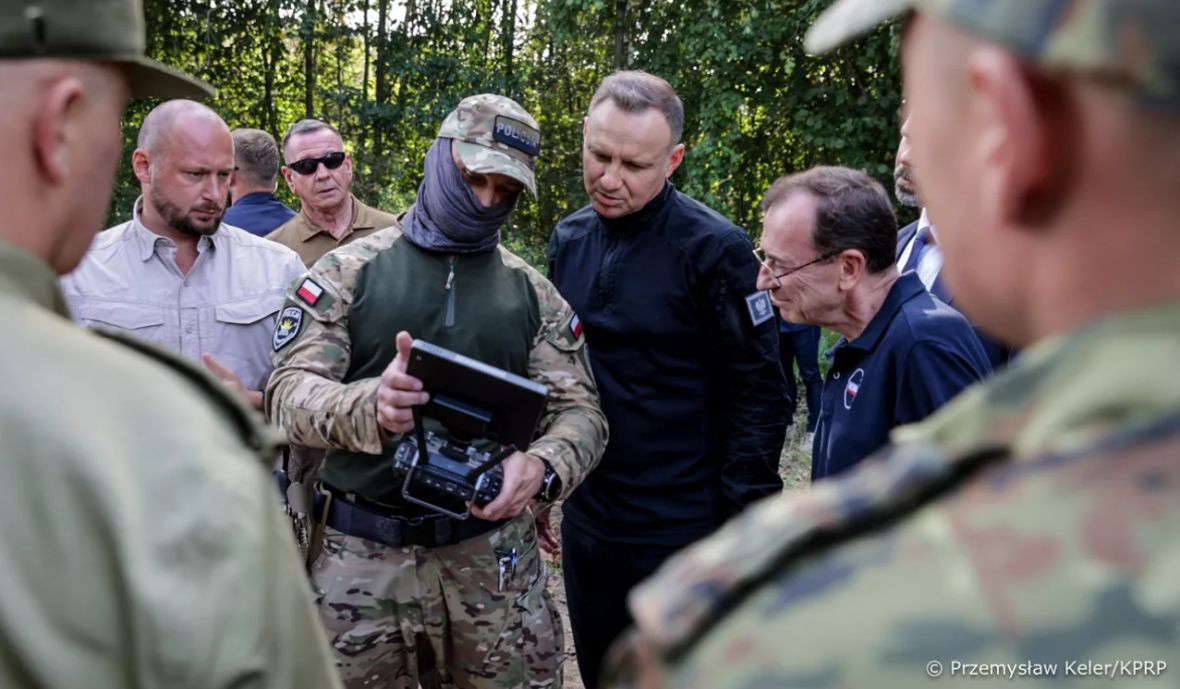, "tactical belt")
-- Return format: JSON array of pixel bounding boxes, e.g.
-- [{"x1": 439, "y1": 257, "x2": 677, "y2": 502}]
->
[{"x1": 313, "y1": 483, "x2": 502, "y2": 548}]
